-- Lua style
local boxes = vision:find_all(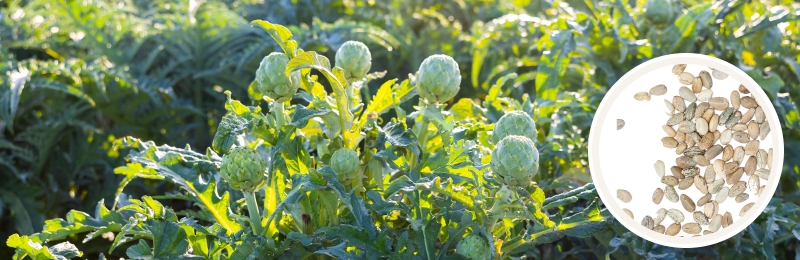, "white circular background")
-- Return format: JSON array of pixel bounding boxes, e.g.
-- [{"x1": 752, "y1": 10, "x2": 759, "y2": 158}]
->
[{"x1": 588, "y1": 53, "x2": 784, "y2": 248}]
